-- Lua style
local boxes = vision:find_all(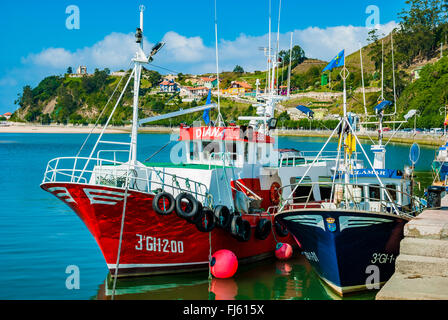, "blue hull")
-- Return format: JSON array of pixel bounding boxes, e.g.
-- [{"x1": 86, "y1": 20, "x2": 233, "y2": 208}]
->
[
  {"x1": 434, "y1": 161, "x2": 448, "y2": 182},
  {"x1": 277, "y1": 210, "x2": 408, "y2": 295}
]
